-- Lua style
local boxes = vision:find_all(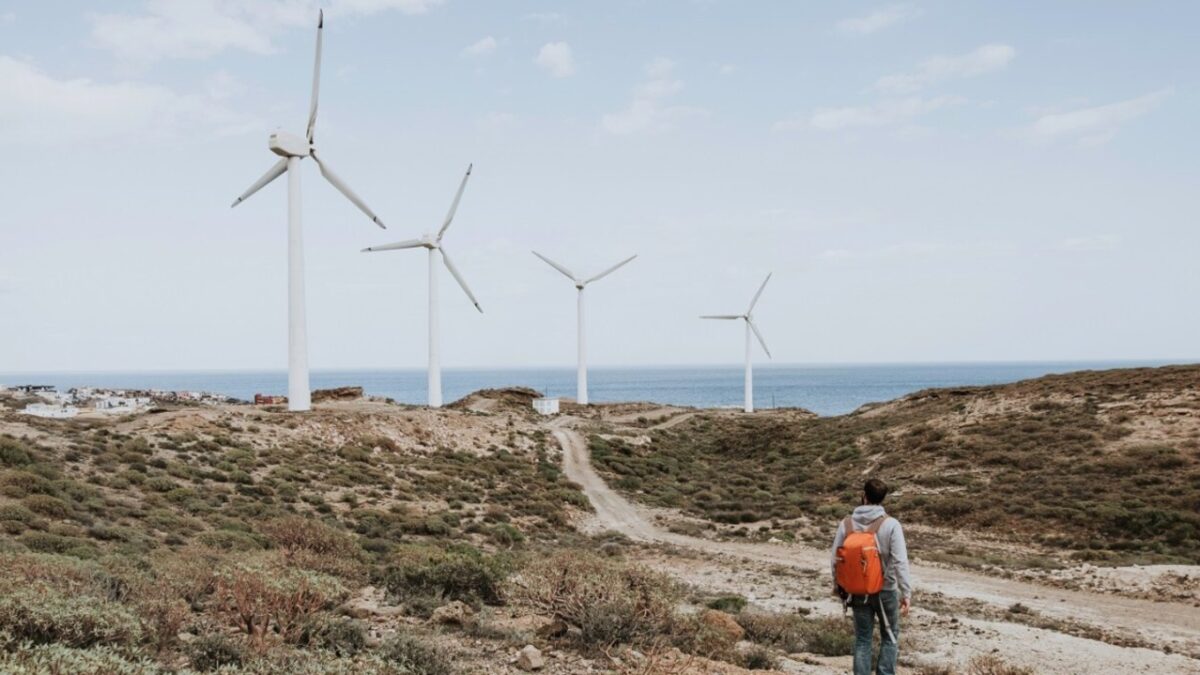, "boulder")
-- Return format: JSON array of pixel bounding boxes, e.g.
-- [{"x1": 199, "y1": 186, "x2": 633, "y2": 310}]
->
[
  {"x1": 699, "y1": 609, "x2": 745, "y2": 642},
  {"x1": 517, "y1": 644, "x2": 545, "y2": 671},
  {"x1": 430, "y1": 600, "x2": 476, "y2": 627}
]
